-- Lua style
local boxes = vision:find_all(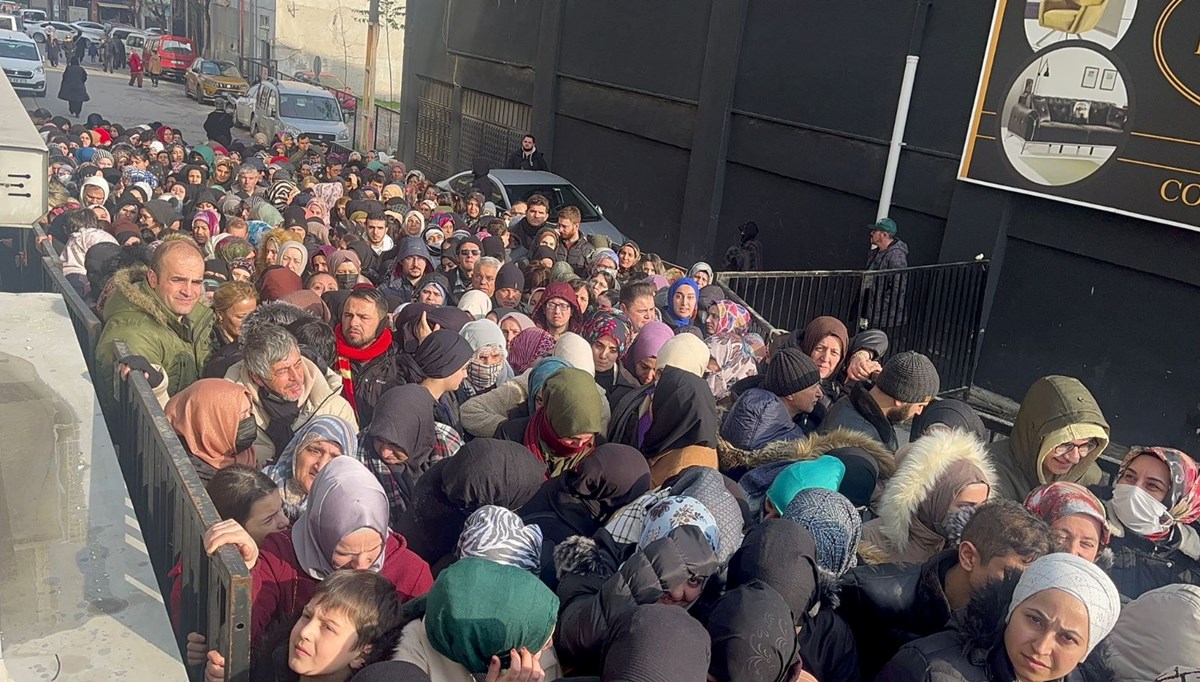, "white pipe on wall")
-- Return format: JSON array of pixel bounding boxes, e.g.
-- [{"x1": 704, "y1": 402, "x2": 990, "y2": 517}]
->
[{"x1": 877, "y1": 54, "x2": 920, "y2": 222}]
